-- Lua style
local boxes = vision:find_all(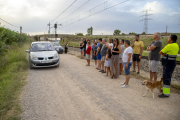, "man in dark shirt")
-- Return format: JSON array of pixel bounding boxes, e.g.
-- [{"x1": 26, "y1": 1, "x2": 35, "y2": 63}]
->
[
  {"x1": 147, "y1": 32, "x2": 162, "y2": 81},
  {"x1": 83, "y1": 37, "x2": 87, "y2": 56}
]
